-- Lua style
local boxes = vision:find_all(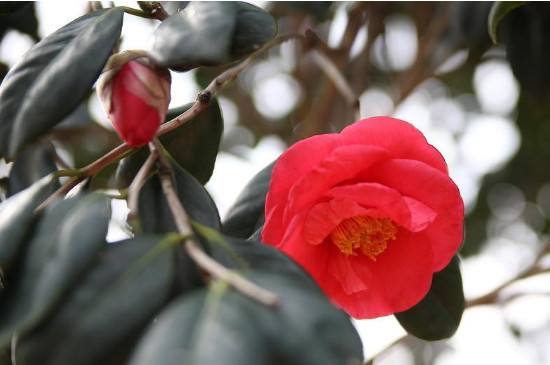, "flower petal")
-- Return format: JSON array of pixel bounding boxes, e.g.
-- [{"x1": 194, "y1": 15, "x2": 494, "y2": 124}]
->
[
  {"x1": 360, "y1": 159, "x2": 464, "y2": 271},
  {"x1": 326, "y1": 229, "x2": 434, "y2": 318},
  {"x1": 324, "y1": 182, "x2": 437, "y2": 232},
  {"x1": 340, "y1": 117, "x2": 449, "y2": 174},
  {"x1": 287, "y1": 145, "x2": 391, "y2": 216},
  {"x1": 270, "y1": 134, "x2": 339, "y2": 193}
]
